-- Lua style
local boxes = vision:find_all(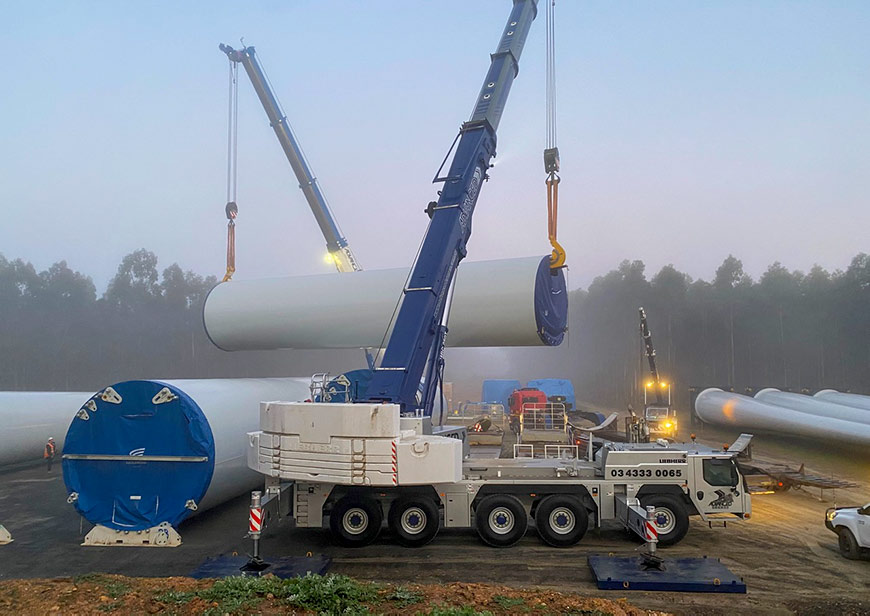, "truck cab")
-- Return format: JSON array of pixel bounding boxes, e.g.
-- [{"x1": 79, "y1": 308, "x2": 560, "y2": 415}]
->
[
  {"x1": 598, "y1": 440, "x2": 751, "y2": 544},
  {"x1": 508, "y1": 388, "x2": 548, "y2": 432},
  {"x1": 643, "y1": 381, "x2": 677, "y2": 439},
  {"x1": 826, "y1": 503, "x2": 870, "y2": 559}
]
